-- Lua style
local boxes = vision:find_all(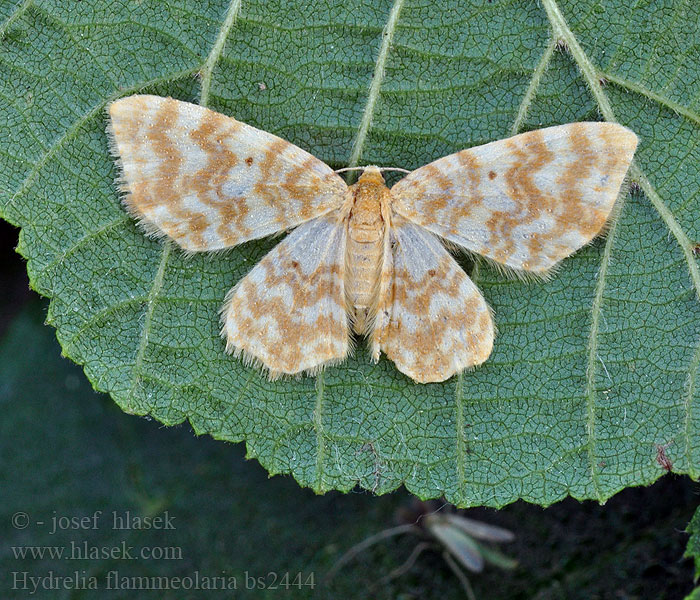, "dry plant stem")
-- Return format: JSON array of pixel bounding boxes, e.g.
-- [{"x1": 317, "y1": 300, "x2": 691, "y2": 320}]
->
[
  {"x1": 322, "y1": 523, "x2": 418, "y2": 584},
  {"x1": 374, "y1": 541, "x2": 434, "y2": 588},
  {"x1": 442, "y1": 550, "x2": 477, "y2": 600}
]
